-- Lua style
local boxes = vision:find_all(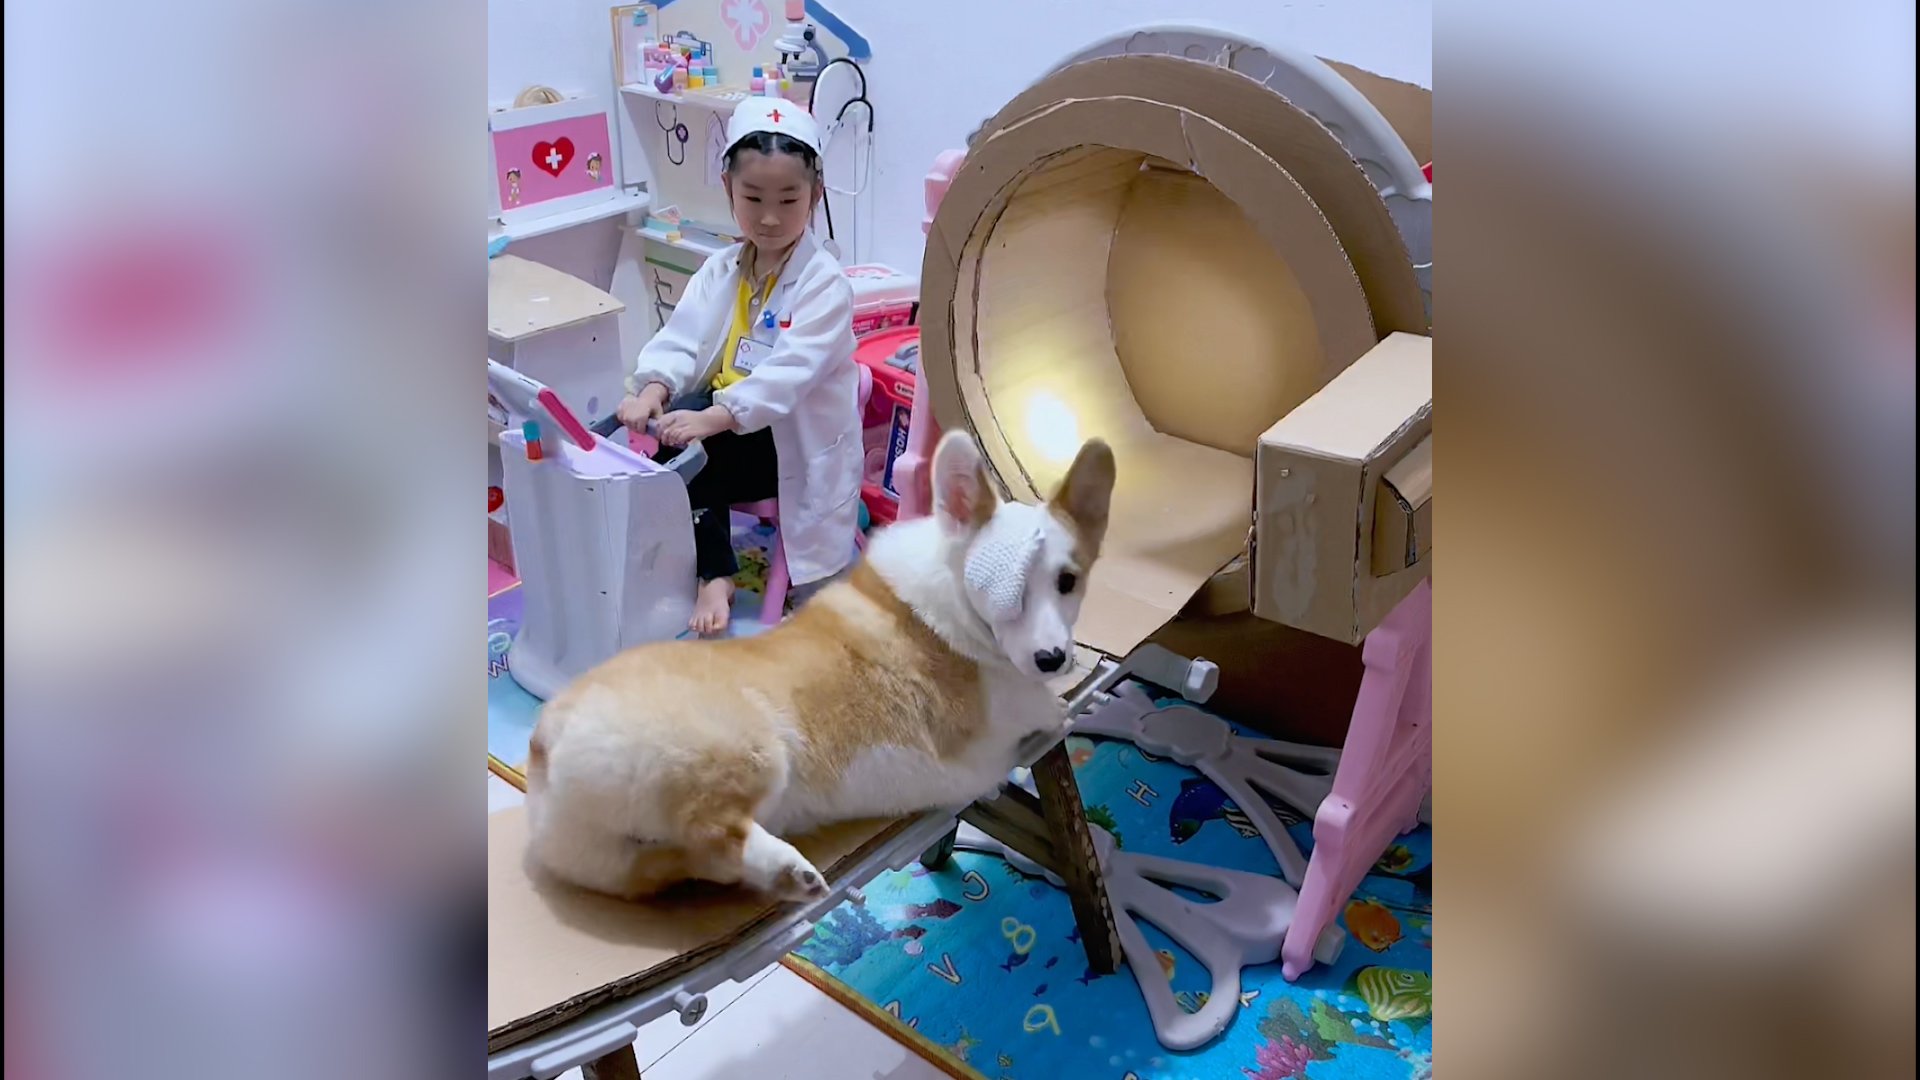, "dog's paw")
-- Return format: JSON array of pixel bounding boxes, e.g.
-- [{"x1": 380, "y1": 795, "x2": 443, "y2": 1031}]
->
[{"x1": 772, "y1": 859, "x2": 830, "y2": 903}]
